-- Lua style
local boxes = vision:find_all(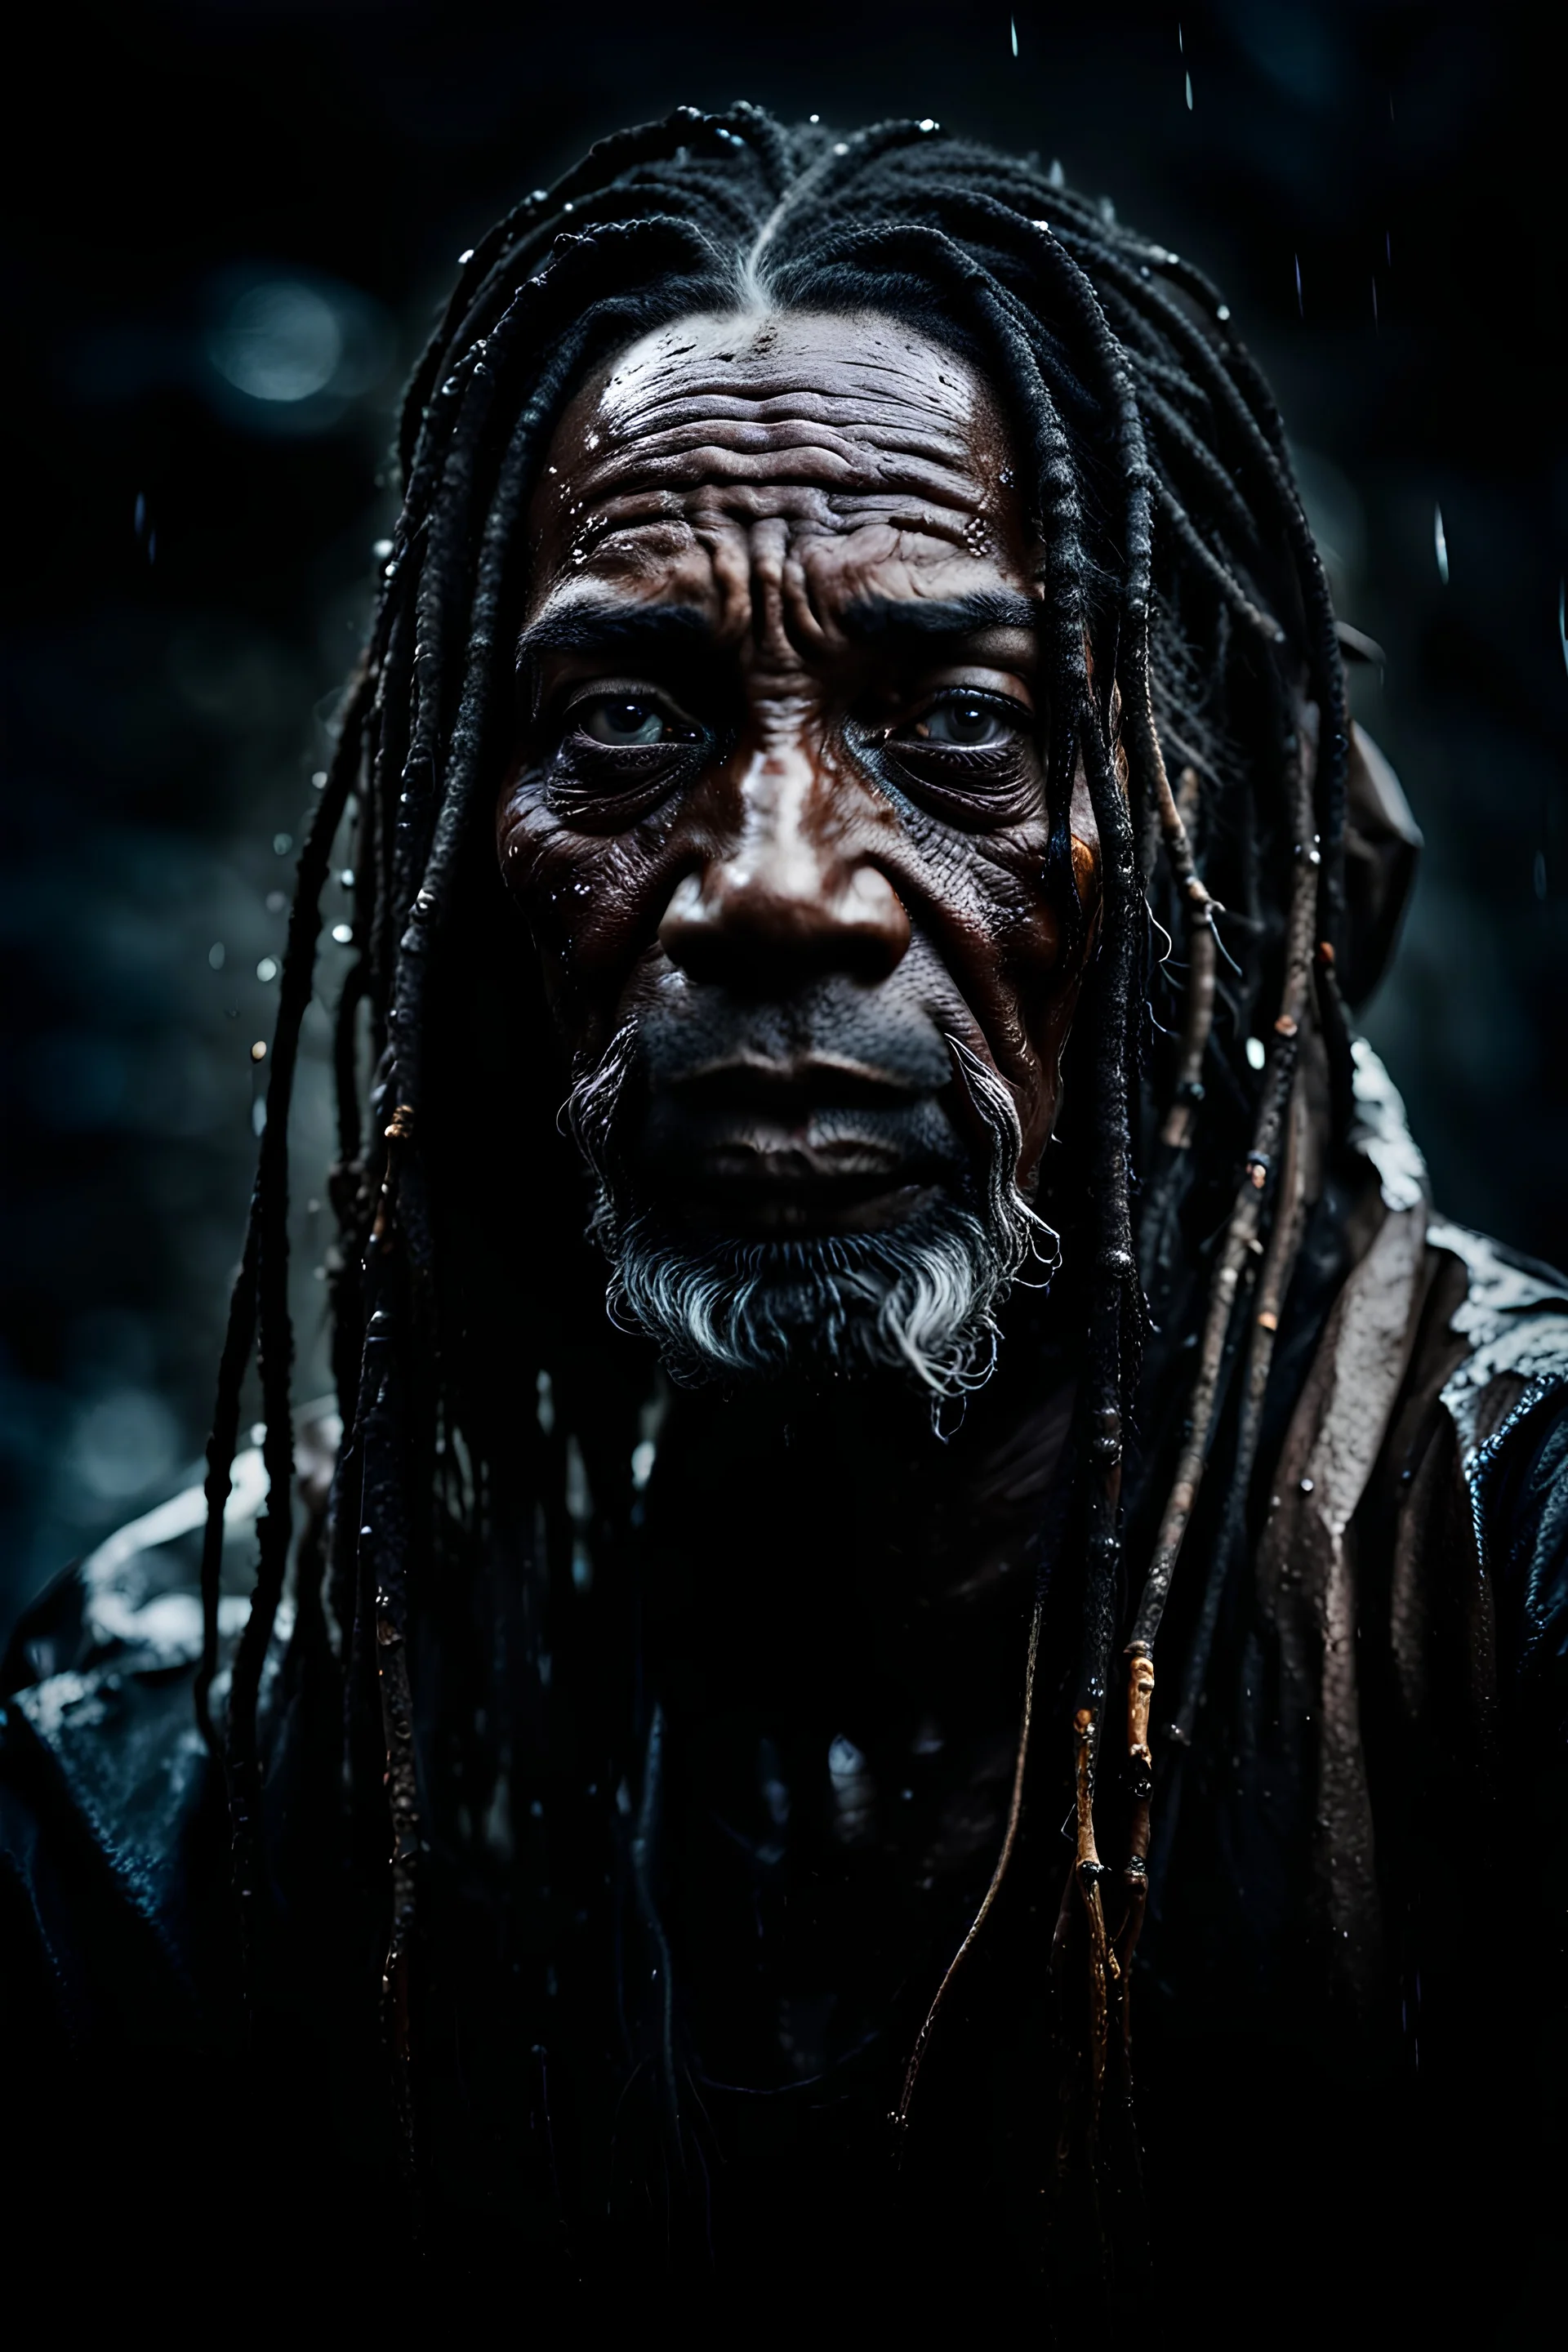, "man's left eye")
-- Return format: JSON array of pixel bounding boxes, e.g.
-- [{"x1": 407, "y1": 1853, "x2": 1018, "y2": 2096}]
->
[{"x1": 905, "y1": 695, "x2": 1019, "y2": 748}]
